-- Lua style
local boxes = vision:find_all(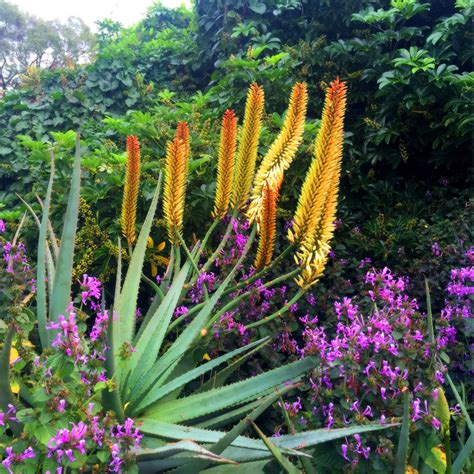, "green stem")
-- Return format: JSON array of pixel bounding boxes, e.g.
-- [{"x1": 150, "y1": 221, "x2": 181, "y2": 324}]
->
[
  {"x1": 141, "y1": 273, "x2": 165, "y2": 301},
  {"x1": 169, "y1": 268, "x2": 300, "y2": 333},
  {"x1": 245, "y1": 289, "x2": 305, "y2": 330},
  {"x1": 222, "y1": 244, "x2": 294, "y2": 298},
  {"x1": 176, "y1": 232, "x2": 201, "y2": 274},
  {"x1": 199, "y1": 218, "x2": 220, "y2": 256},
  {"x1": 197, "y1": 209, "x2": 238, "y2": 277},
  {"x1": 173, "y1": 245, "x2": 181, "y2": 278}
]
